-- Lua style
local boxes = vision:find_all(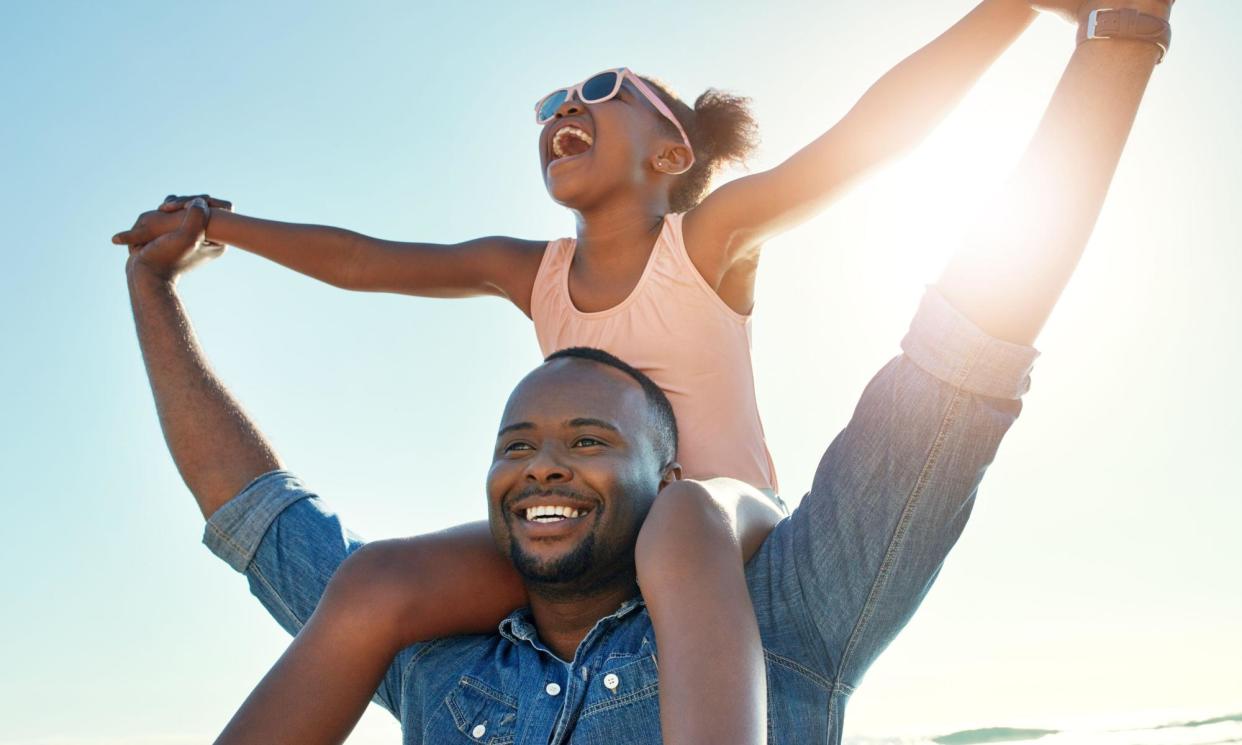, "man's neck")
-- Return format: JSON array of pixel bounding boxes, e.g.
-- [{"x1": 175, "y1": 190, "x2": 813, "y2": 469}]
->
[{"x1": 526, "y1": 581, "x2": 641, "y2": 661}]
